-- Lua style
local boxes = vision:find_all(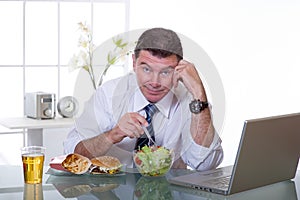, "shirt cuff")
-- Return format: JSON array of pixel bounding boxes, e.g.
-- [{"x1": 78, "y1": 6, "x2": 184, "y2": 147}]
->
[
  {"x1": 184, "y1": 131, "x2": 222, "y2": 169},
  {"x1": 63, "y1": 127, "x2": 84, "y2": 154}
]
